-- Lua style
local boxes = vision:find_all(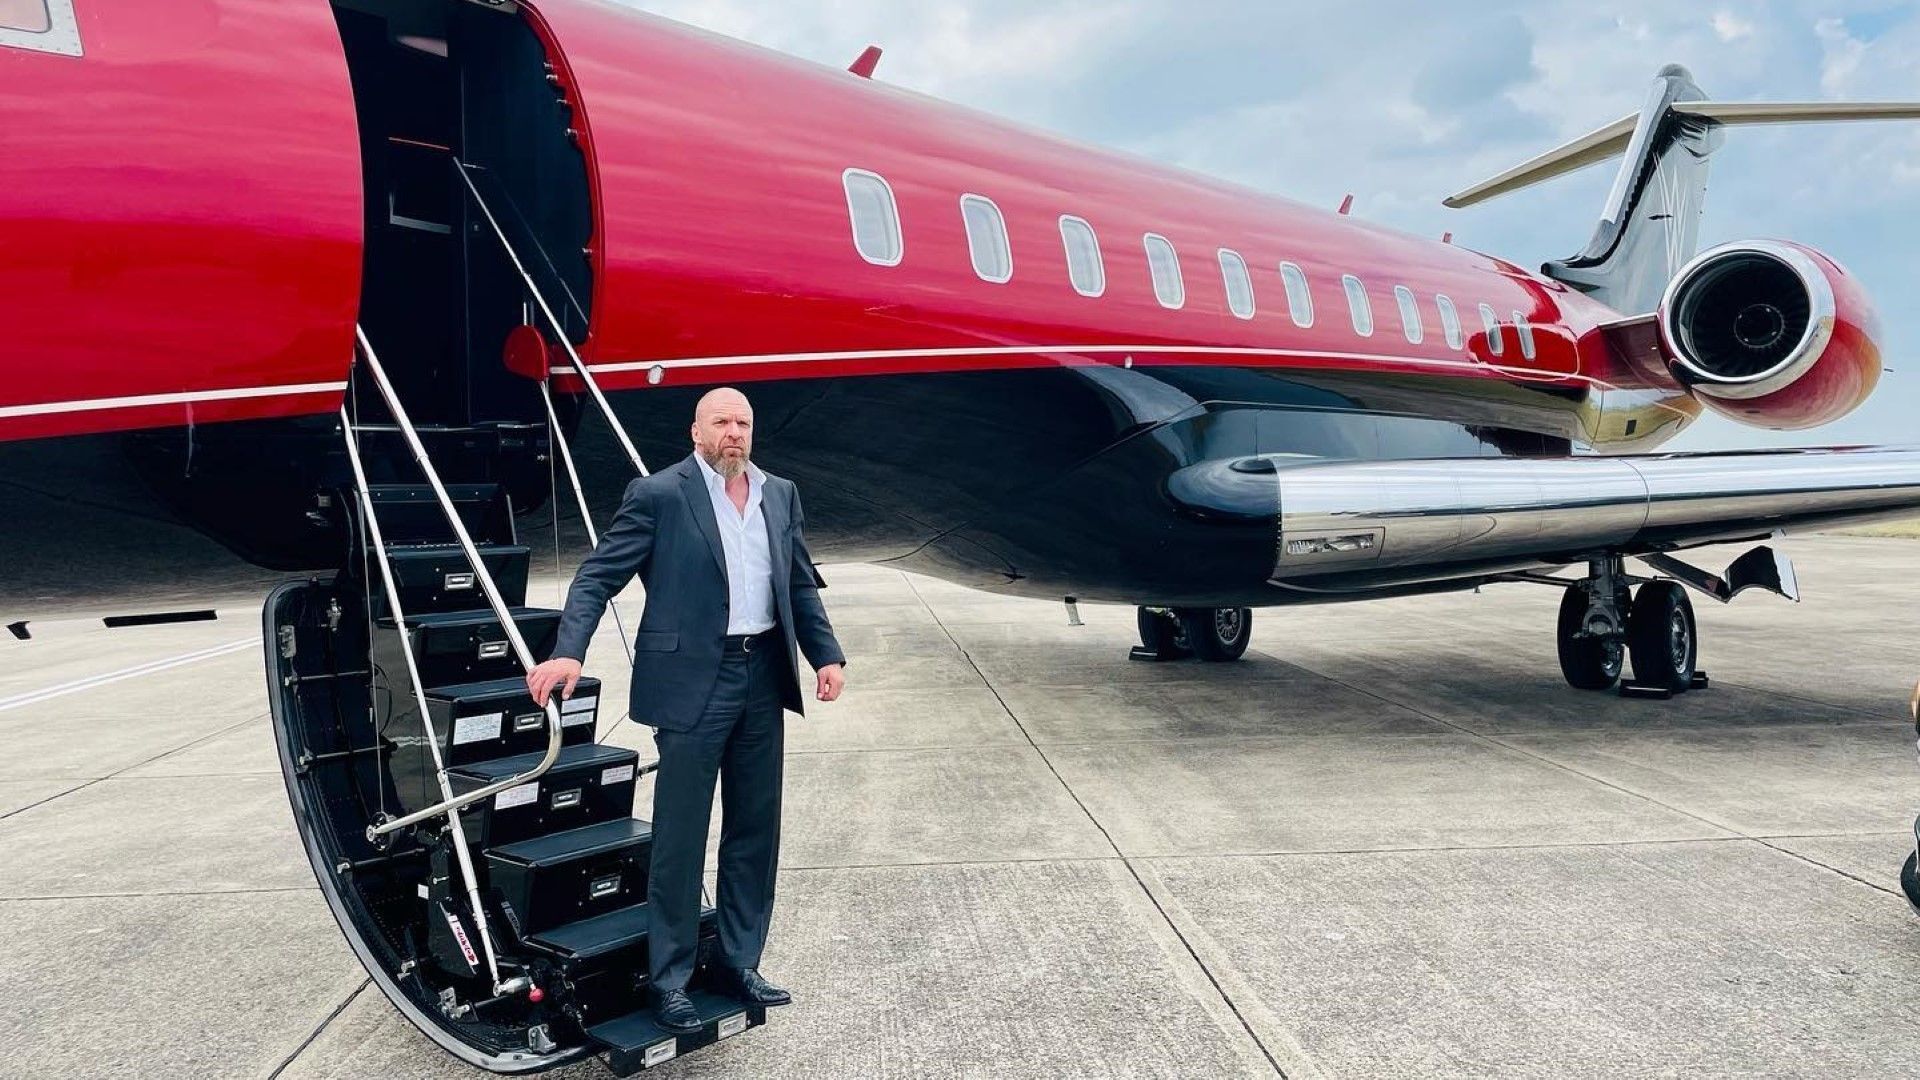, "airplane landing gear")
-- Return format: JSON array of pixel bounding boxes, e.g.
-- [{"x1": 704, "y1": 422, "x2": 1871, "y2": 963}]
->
[
  {"x1": 1136, "y1": 606, "x2": 1190, "y2": 659},
  {"x1": 1553, "y1": 556, "x2": 1703, "y2": 695},
  {"x1": 1556, "y1": 580, "x2": 1629, "y2": 690},
  {"x1": 1556, "y1": 556, "x2": 1632, "y2": 691},
  {"x1": 1626, "y1": 580, "x2": 1698, "y2": 692},
  {"x1": 1133, "y1": 606, "x2": 1252, "y2": 662}
]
